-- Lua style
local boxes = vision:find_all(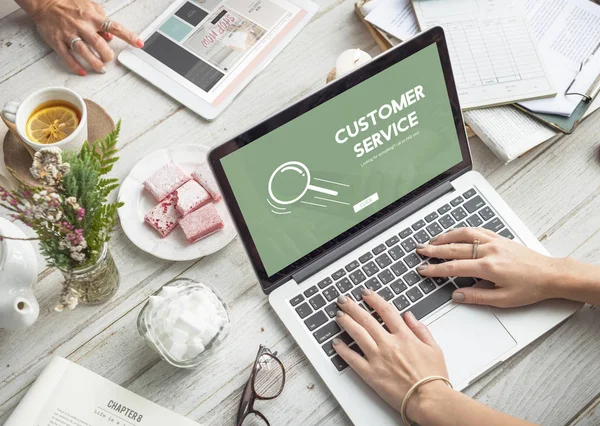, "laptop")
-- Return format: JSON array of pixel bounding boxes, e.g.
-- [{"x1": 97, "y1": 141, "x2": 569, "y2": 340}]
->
[{"x1": 209, "y1": 27, "x2": 582, "y2": 425}]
